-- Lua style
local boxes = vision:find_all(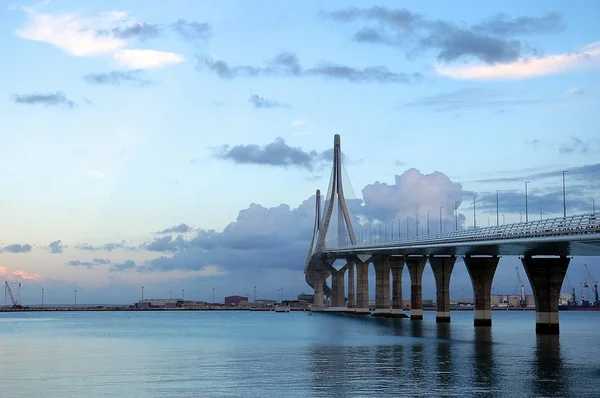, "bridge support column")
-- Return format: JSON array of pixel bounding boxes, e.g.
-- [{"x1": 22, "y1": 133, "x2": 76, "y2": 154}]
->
[
  {"x1": 314, "y1": 277, "x2": 325, "y2": 307},
  {"x1": 347, "y1": 258, "x2": 355, "y2": 309},
  {"x1": 355, "y1": 260, "x2": 370, "y2": 315},
  {"x1": 406, "y1": 256, "x2": 427, "y2": 320},
  {"x1": 390, "y1": 256, "x2": 408, "y2": 318},
  {"x1": 330, "y1": 265, "x2": 347, "y2": 308},
  {"x1": 464, "y1": 255, "x2": 500, "y2": 327},
  {"x1": 372, "y1": 256, "x2": 391, "y2": 317},
  {"x1": 521, "y1": 256, "x2": 570, "y2": 335},
  {"x1": 430, "y1": 256, "x2": 456, "y2": 323}
]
